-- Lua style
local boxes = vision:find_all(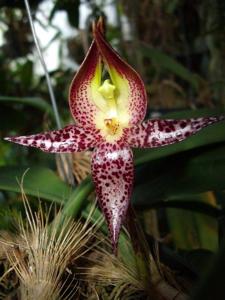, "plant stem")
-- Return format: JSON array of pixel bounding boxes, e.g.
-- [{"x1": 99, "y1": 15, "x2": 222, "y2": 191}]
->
[
  {"x1": 126, "y1": 205, "x2": 152, "y2": 290},
  {"x1": 23, "y1": 0, "x2": 74, "y2": 185},
  {"x1": 24, "y1": 0, "x2": 61, "y2": 129}
]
